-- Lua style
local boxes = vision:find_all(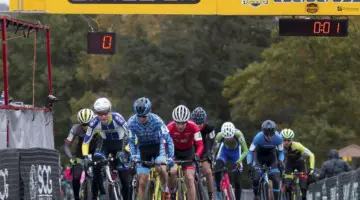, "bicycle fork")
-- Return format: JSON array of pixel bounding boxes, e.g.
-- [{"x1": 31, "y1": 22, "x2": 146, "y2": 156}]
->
[{"x1": 104, "y1": 165, "x2": 120, "y2": 200}]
